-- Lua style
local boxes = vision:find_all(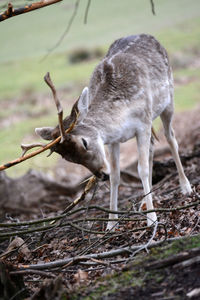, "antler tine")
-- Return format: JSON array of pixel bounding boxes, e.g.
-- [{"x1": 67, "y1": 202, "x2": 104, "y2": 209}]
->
[
  {"x1": 0, "y1": 73, "x2": 81, "y2": 172},
  {"x1": 44, "y1": 72, "x2": 66, "y2": 143},
  {"x1": 21, "y1": 143, "x2": 46, "y2": 157}
]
